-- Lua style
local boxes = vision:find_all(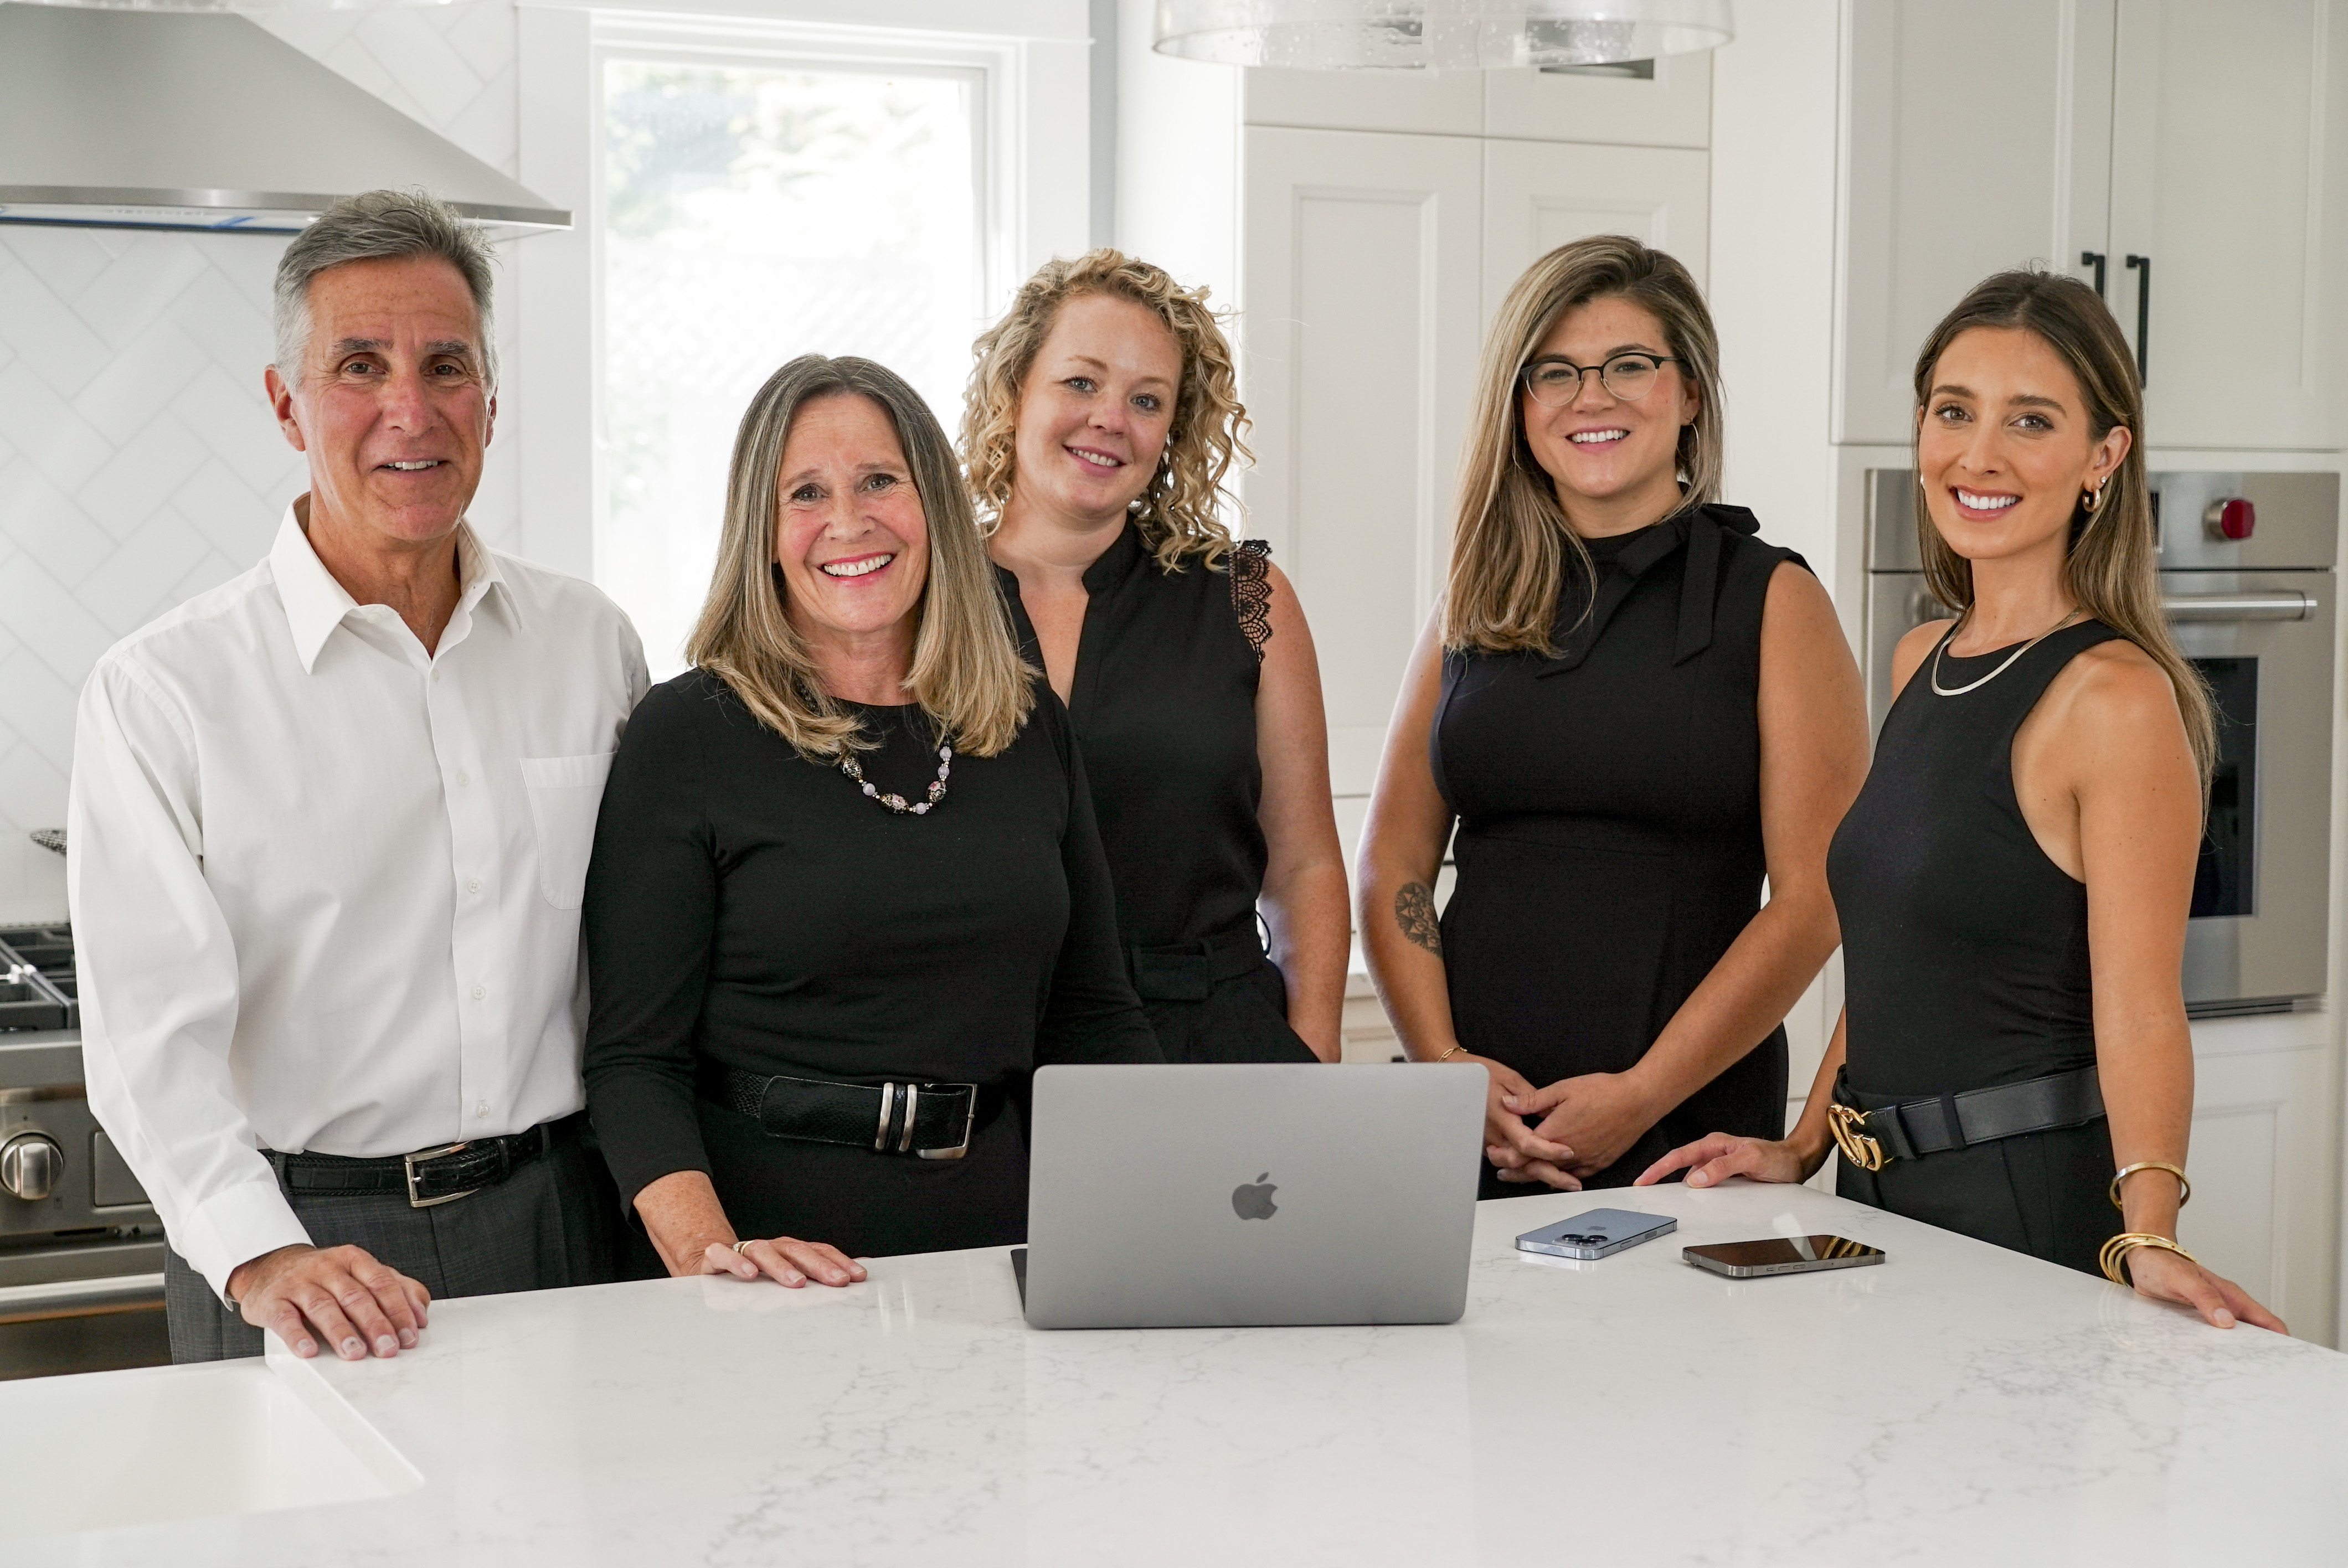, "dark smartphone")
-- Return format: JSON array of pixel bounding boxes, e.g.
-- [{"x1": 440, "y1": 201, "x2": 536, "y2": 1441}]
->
[{"x1": 1682, "y1": 1235, "x2": 1885, "y2": 1278}]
